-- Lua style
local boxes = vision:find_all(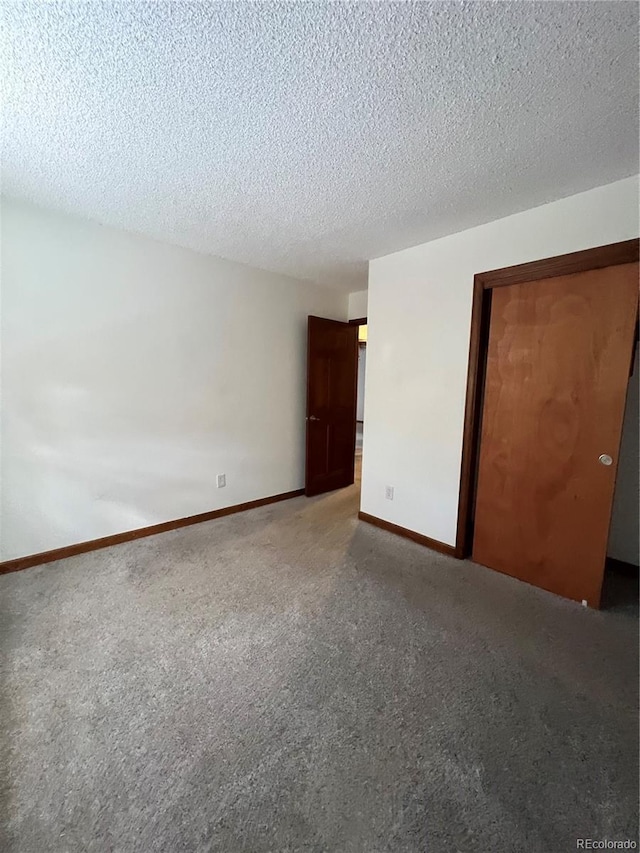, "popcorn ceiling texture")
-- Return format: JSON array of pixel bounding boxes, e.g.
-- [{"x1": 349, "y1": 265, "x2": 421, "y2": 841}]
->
[{"x1": 2, "y1": 1, "x2": 638, "y2": 291}]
